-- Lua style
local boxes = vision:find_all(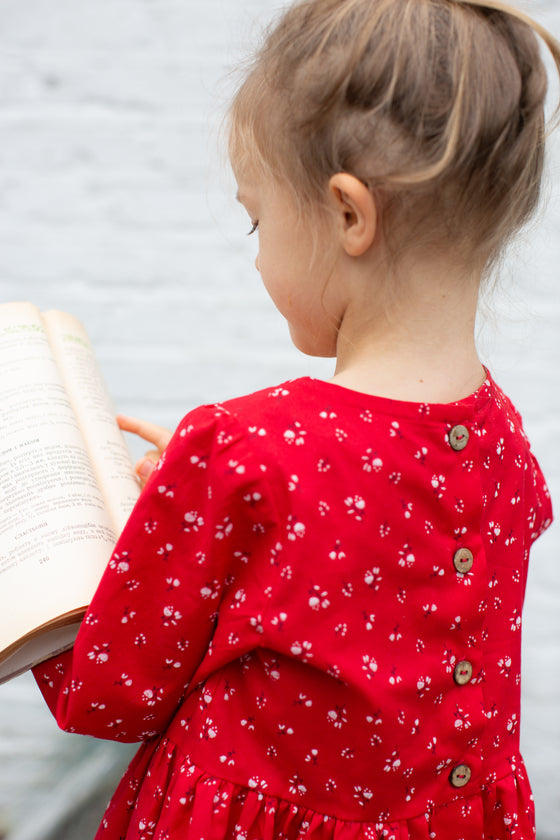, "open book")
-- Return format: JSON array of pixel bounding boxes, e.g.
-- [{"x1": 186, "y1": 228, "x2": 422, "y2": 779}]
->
[{"x1": 0, "y1": 303, "x2": 140, "y2": 684}]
